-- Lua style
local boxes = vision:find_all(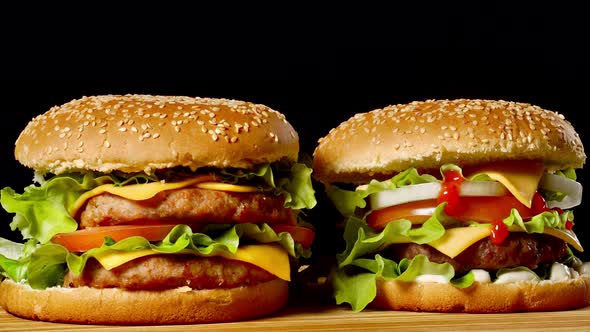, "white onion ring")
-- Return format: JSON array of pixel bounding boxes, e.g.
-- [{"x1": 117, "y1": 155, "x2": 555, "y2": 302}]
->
[
  {"x1": 369, "y1": 181, "x2": 508, "y2": 211},
  {"x1": 538, "y1": 173, "x2": 583, "y2": 209}
]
